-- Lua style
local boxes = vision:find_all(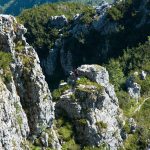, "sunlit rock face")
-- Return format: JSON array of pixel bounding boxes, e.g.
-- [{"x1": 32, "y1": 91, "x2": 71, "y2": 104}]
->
[
  {"x1": 0, "y1": 15, "x2": 61, "y2": 150},
  {"x1": 56, "y1": 64, "x2": 124, "y2": 149}
]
